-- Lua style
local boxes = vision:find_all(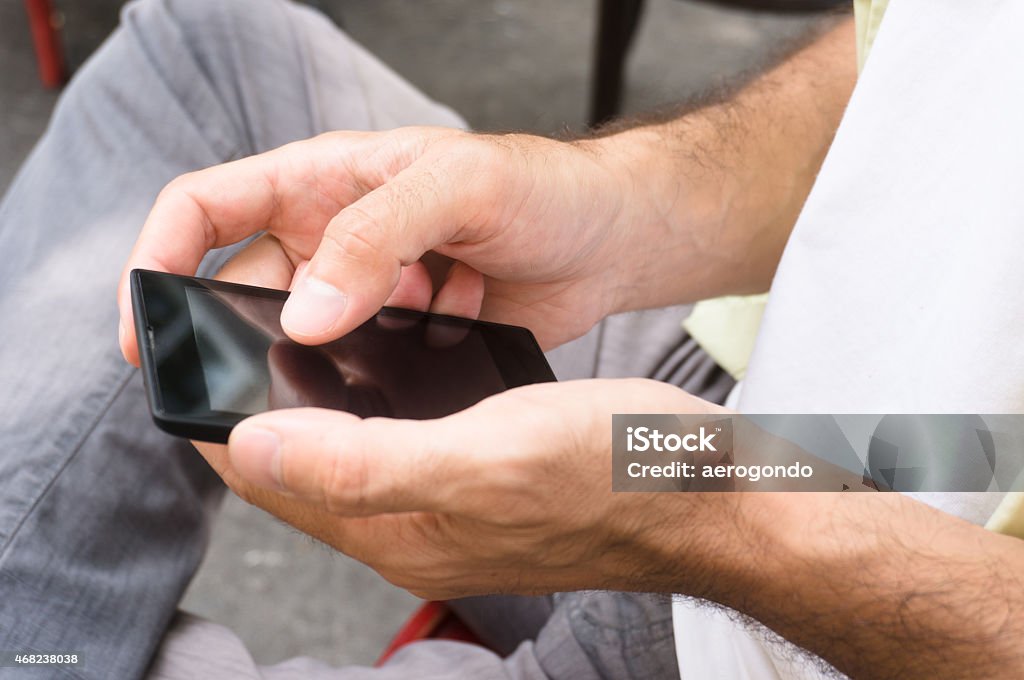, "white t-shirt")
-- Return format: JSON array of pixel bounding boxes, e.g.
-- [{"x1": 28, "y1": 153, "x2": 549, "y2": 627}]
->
[{"x1": 674, "y1": 0, "x2": 1024, "y2": 676}]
